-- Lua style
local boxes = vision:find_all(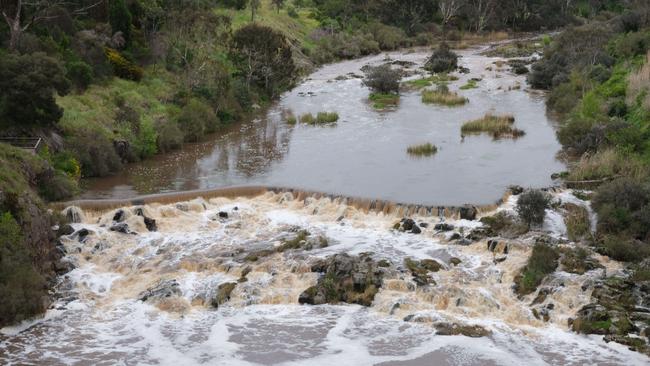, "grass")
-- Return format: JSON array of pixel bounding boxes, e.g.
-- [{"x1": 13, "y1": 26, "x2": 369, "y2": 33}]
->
[
  {"x1": 461, "y1": 113, "x2": 525, "y2": 139},
  {"x1": 421, "y1": 88, "x2": 468, "y2": 106},
  {"x1": 514, "y1": 244, "x2": 559, "y2": 296},
  {"x1": 567, "y1": 149, "x2": 648, "y2": 182},
  {"x1": 214, "y1": 1, "x2": 320, "y2": 51},
  {"x1": 406, "y1": 143, "x2": 438, "y2": 157},
  {"x1": 460, "y1": 79, "x2": 479, "y2": 90},
  {"x1": 564, "y1": 203, "x2": 591, "y2": 242},
  {"x1": 369, "y1": 93, "x2": 400, "y2": 109},
  {"x1": 404, "y1": 74, "x2": 459, "y2": 89},
  {"x1": 299, "y1": 112, "x2": 339, "y2": 125}
]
